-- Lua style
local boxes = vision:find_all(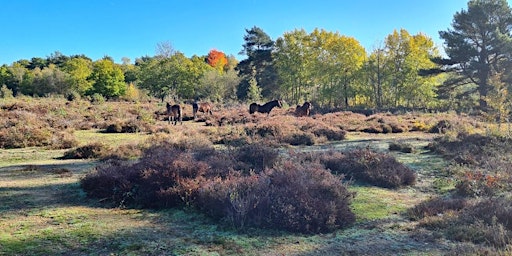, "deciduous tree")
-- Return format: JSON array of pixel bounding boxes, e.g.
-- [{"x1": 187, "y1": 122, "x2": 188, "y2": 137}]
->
[{"x1": 88, "y1": 58, "x2": 126, "y2": 98}]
